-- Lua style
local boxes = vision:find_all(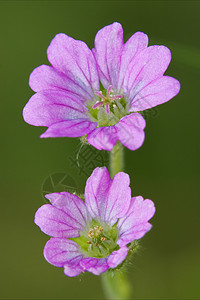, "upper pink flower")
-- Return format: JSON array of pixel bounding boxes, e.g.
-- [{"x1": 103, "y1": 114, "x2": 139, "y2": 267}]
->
[{"x1": 23, "y1": 22, "x2": 180, "y2": 151}]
